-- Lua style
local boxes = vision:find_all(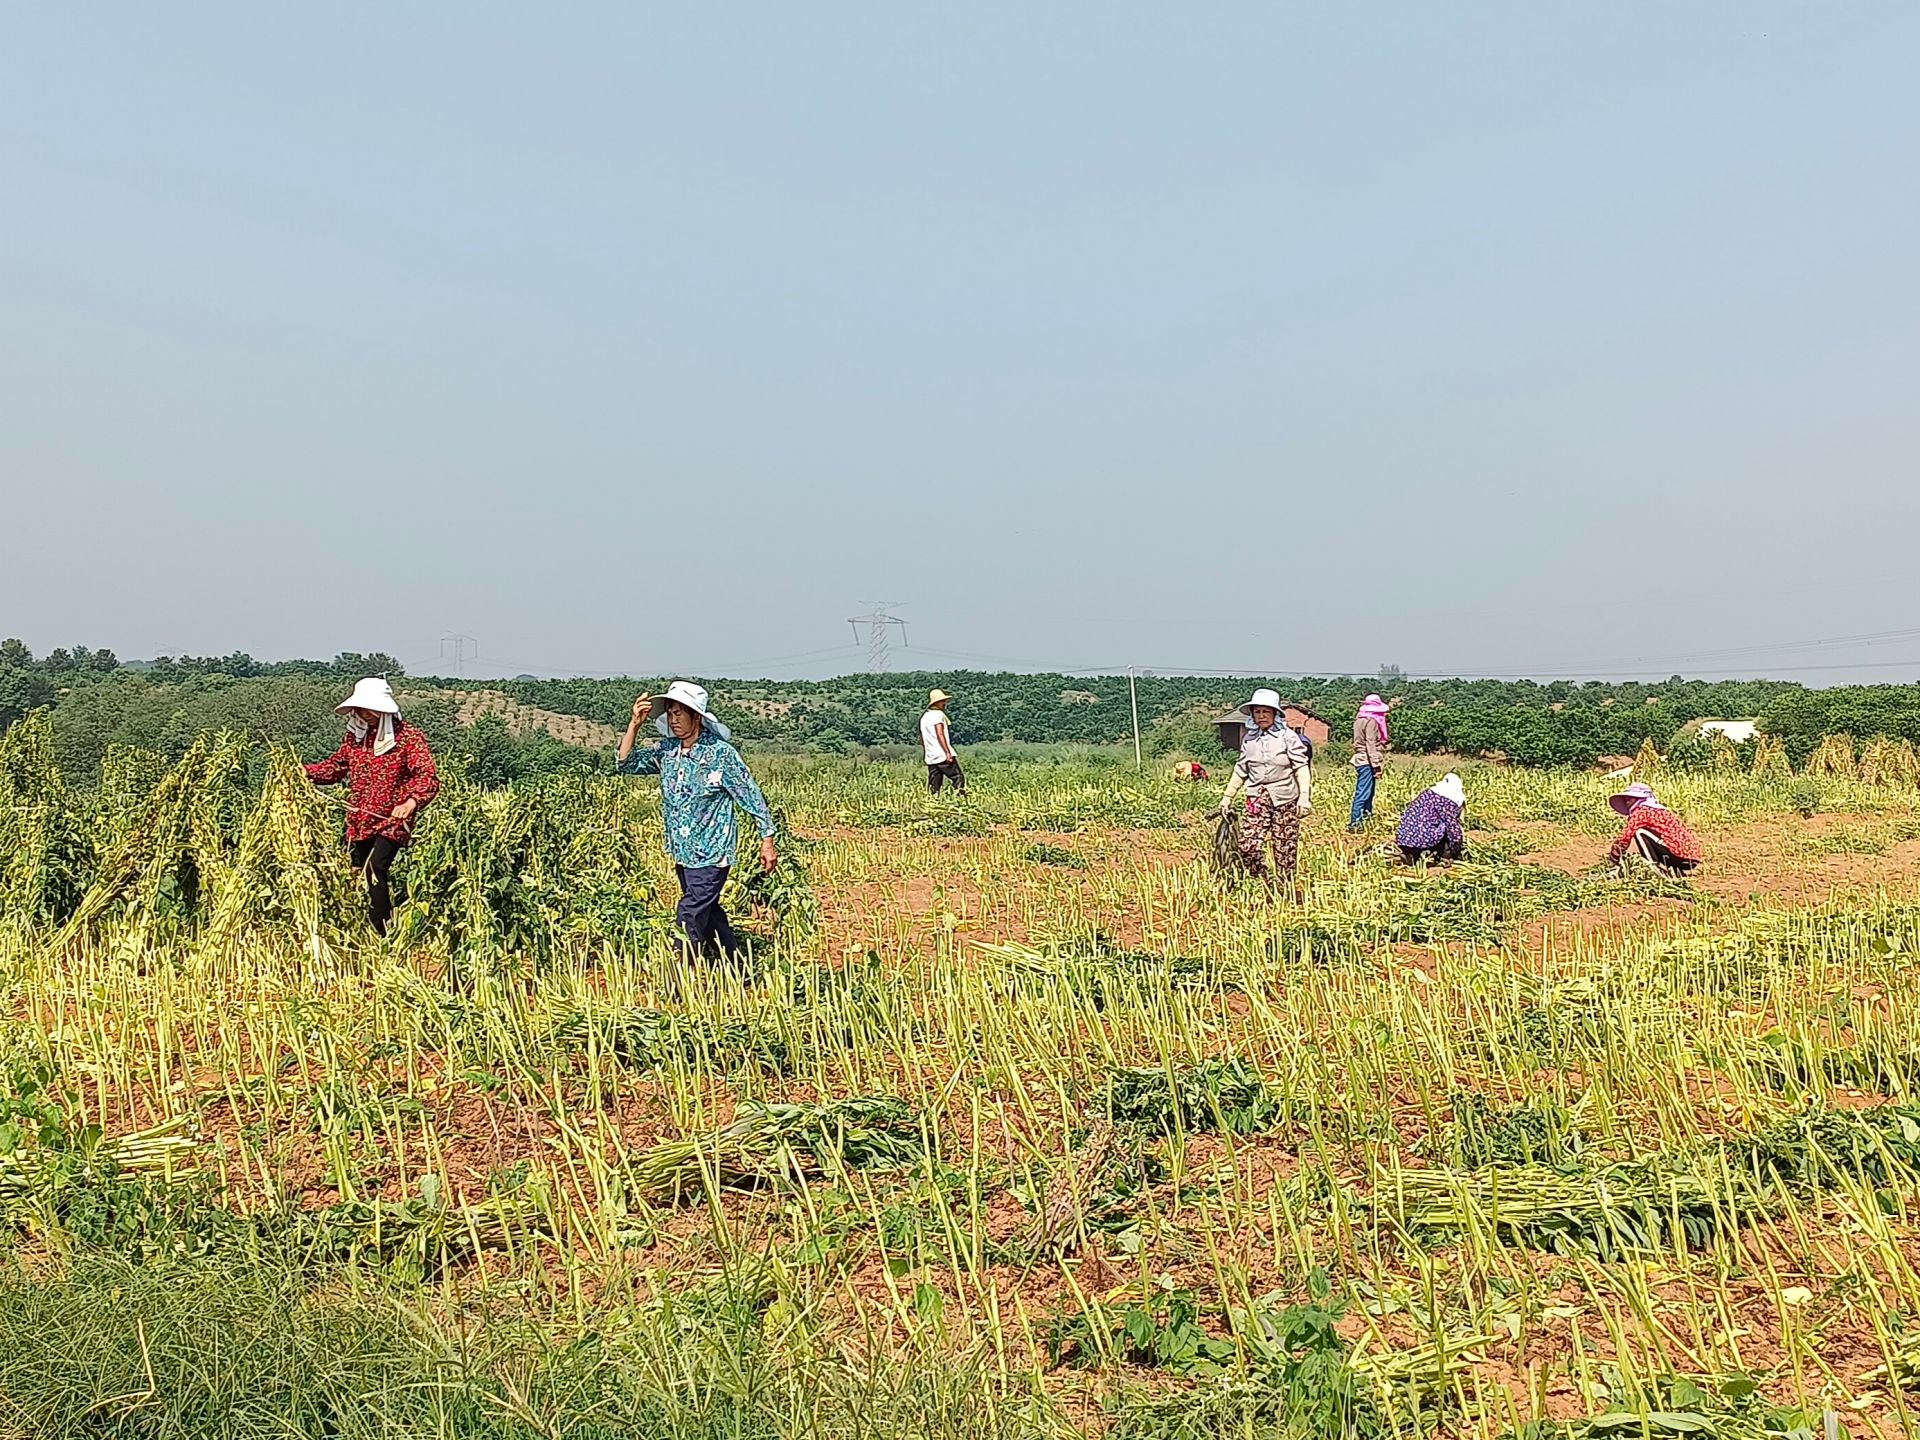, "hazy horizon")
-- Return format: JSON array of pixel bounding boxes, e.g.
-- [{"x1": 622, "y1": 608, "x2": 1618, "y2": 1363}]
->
[{"x1": 6, "y1": 5, "x2": 1918, "y2": 685}]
